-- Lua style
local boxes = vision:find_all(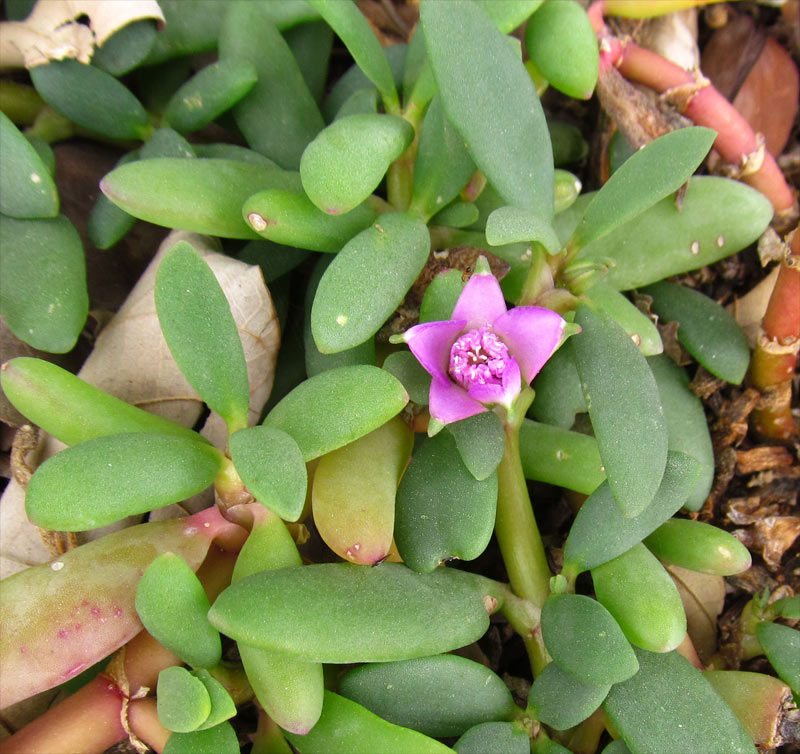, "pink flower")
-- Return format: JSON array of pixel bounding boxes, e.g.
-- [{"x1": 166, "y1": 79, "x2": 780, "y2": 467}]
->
[{"x1": 399, "y1": 260, "x2": 567, "y2": 426}]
